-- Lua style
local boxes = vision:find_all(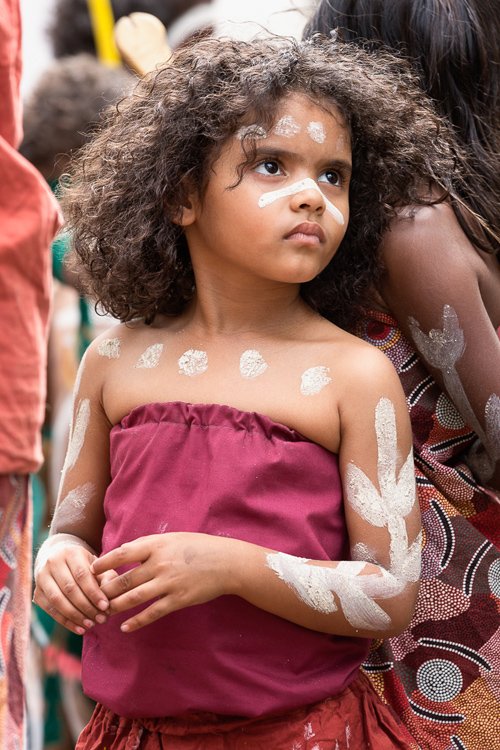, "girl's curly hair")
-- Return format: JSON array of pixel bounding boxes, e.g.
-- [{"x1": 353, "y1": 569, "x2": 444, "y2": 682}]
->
[{"x1": 62, "y1": 34, "x2": 461, "y2": 329}]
